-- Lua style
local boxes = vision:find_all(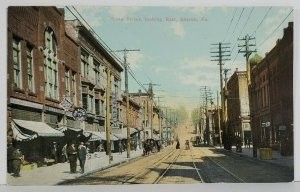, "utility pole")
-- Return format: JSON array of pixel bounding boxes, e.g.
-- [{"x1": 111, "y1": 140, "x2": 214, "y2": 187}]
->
[
  {"x1": 238, "y1": 34, "x2": 257, "y2": 157},
  {"x1": 199, "y1": 86, "x2": 213, "y2": 145},
  {"x1": 211, "y1": 42, "x2": 231, "y2": 150},
  {"x1": 238, "y1": 35, "x2": 256, "y2": 85},
  {"x1": 113, "y1": 49, "x2": 140, "y2": 158},
  {"x1": 217, "y1": 90, "x2": 222, "y2": 146},
  {"x1": 144, "y1": 82, "x2": 160, "y2": 140},
  {"x1": 155, "y1": 96, "x2": 165, "y2": 140},
  {"x1": 105, "y1": 67, "x2": 111, "y2": 164},
  {"x1": 144, "y1": 100, "x2": 147, "y2": 142}
]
